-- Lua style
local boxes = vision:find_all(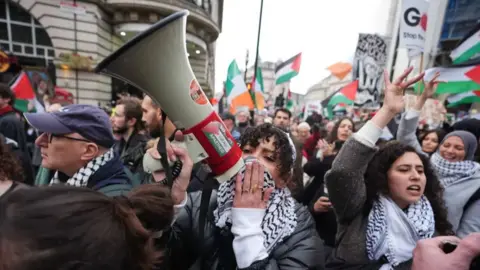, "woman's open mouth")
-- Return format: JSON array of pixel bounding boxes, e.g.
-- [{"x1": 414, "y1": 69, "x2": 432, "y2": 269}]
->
[{"x1": 406, "y1": 185, "x2": 422, "y2": 195}]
